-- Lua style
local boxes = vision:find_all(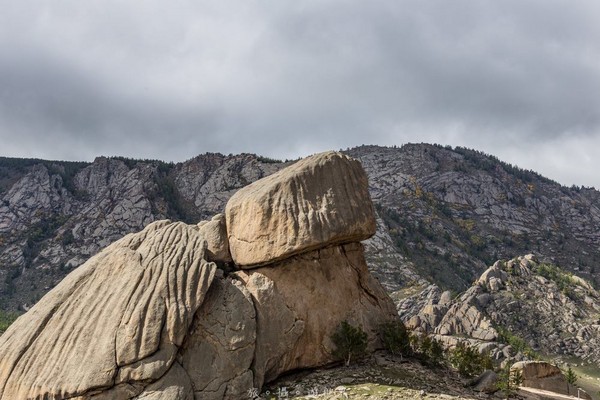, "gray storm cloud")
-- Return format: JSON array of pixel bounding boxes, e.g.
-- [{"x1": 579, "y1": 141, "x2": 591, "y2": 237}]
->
[{"x1": 1, "y1": 0, "x2": 599, "y2": 187}]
